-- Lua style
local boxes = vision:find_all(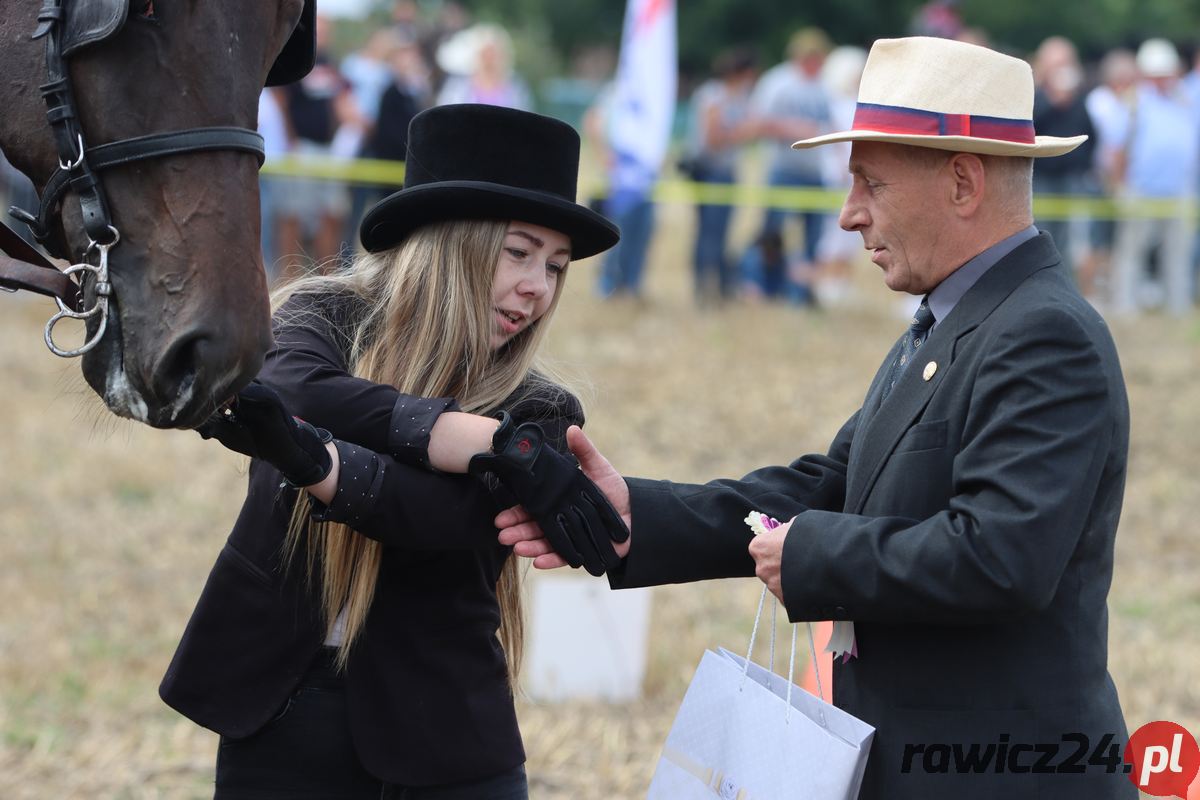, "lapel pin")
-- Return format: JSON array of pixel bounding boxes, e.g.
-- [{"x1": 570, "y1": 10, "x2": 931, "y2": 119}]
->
[{"x1": 923, "y1": 361, "x2": 938, "y2": 381}]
